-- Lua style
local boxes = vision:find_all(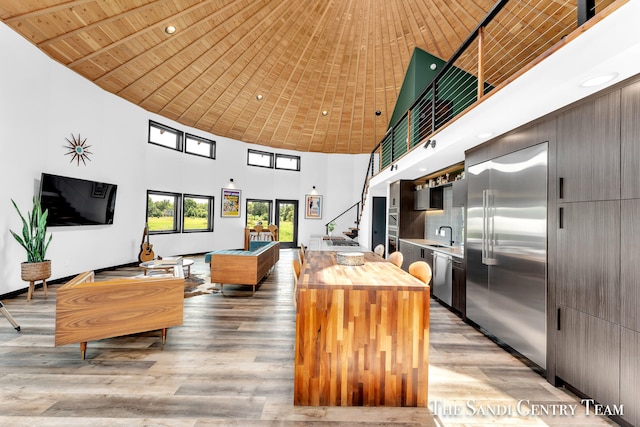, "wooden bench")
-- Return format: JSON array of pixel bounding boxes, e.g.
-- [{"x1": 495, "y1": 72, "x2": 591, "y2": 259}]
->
[
  {"x1": 205, "y1": 241, "x2": 280, "y2": 292},
  {"x1": 55, "y1": 271, "x2": 184, "y2": 359}
]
